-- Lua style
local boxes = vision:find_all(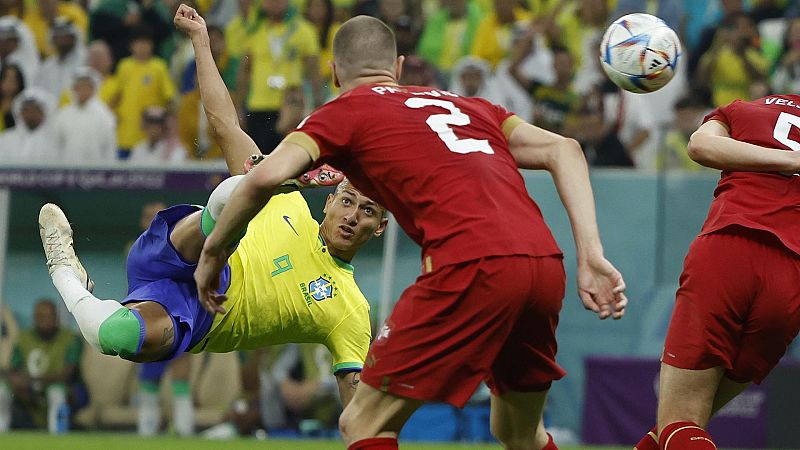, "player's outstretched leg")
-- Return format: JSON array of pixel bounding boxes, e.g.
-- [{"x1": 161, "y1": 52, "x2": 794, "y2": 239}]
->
[{"x1": 40, "y1": 204, "x2": 171, "y2": 362}]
